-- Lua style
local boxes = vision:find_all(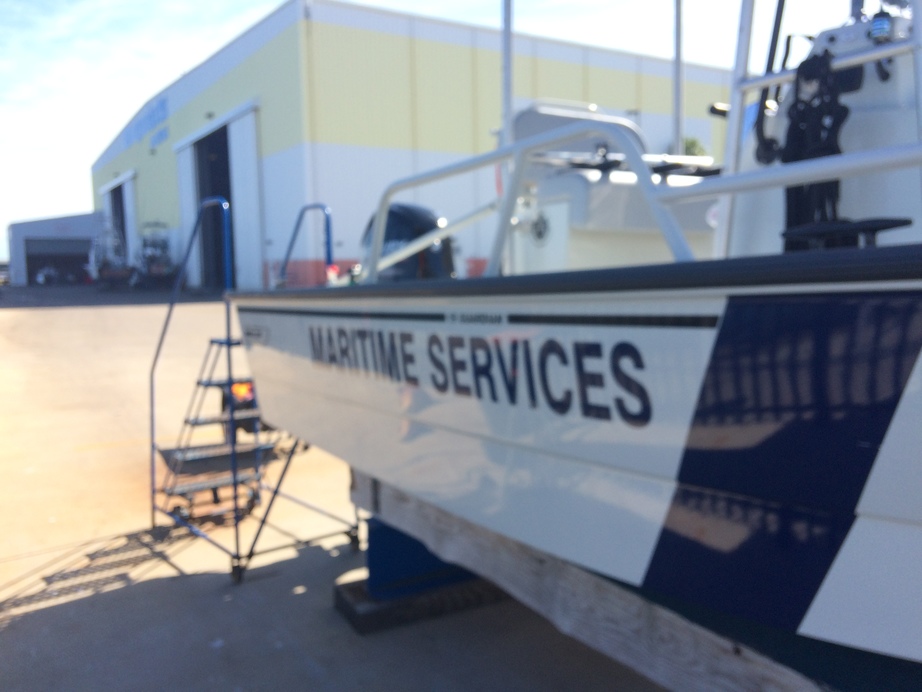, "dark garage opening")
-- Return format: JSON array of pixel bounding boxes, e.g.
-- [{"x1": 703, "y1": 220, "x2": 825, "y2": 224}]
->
[
  {"x1": 25, "y1": 239, "x2": 91, "y2": 285},
  {"x1": 109, "y1": 185, "x2": 128, "y2": 250},
  {"x1": 195, "y1": 126, "x2": 235, "y2": 290}
]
